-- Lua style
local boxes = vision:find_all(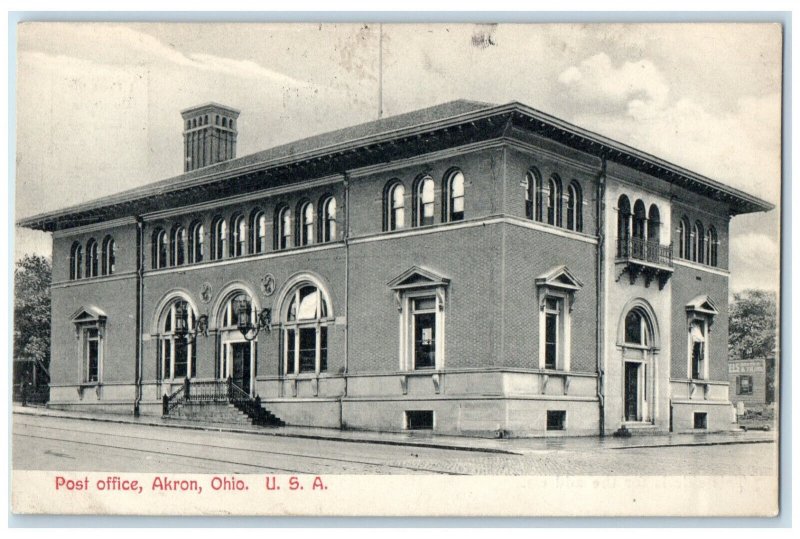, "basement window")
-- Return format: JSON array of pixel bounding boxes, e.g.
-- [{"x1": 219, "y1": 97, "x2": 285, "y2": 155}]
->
[
  {"x1": 693, "y1": 412, "x2": 708, "y2": 430},
  {"x1": 406, "y1": 410, "x2": 434, "y2": 430},
  {"x1": 547, "y1": 410, "x2": 566, "y2": 431}
]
